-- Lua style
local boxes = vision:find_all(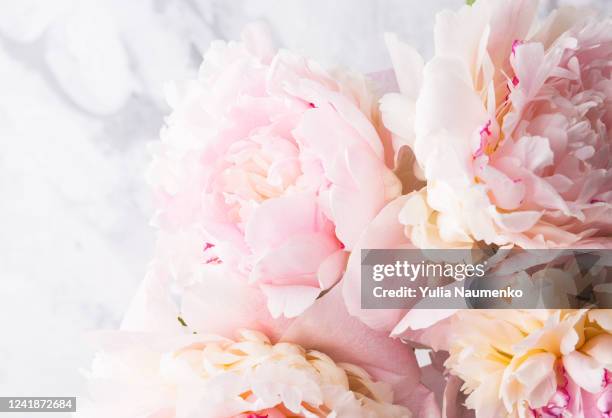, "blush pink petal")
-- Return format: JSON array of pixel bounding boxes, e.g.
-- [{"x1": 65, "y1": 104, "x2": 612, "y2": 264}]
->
[
  {"x1": 329, "y1": 147, "x2": 393, "y2": 249},
  {"x1": 342, "y1": 195, "x2": 412, "y2": 332},
  {"x1": 244, "y1": 193, "x2": 325, "y2": 251},
  {"x1": 249, "y1": 232, "x2": 340, "y2": 288},
  {"x1": 260, "y1": 284, "x2": 322, "y2": 319},
  {"x1": 280, "y1": 285, "x2": 422, "y2": 410},
  {"x1": 179, "y1": 265, "x2": 292, "y2": 341},
  {"x1": 317, "y1": 249, "x2": 349, "y2": 291},
  {"x1": 391, "y1": 310, "x2": 457, "y2": 346},
  {"x1": 288, "y1": 82, "x2": 385, "y2": 159}
]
